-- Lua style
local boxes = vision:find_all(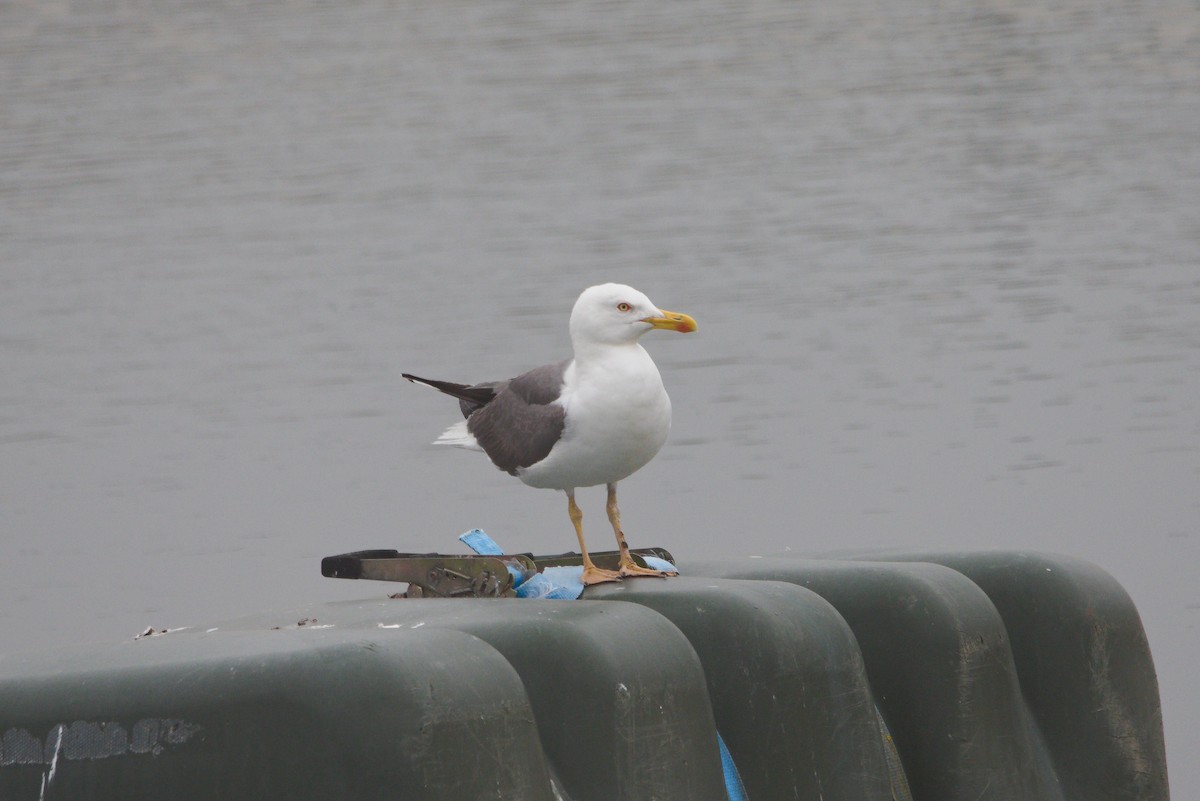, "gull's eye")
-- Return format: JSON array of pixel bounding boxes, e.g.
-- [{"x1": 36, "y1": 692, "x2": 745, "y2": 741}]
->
[{"x1": 616, "y1": 302, "x2": 632, "y2": 312}]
